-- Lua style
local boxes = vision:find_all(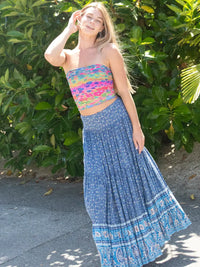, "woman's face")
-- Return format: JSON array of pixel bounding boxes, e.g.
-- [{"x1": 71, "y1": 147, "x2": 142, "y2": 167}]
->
[{"x1": 79, "y1": 7, "x2": 104, "y2": 36}]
